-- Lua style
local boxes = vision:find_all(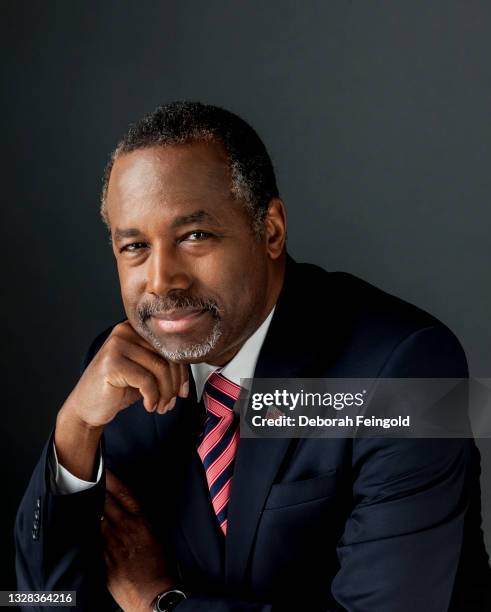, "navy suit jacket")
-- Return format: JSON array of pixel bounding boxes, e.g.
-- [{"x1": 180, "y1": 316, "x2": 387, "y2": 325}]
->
[{"x1": 15, "y1": 253, "x2": 491, "y2": 611}]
